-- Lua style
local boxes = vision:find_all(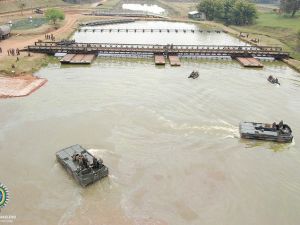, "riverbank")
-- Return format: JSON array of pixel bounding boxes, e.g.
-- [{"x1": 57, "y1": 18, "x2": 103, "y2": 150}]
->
[
  {"x1": 0, "y1": 9, "x2": 87, "y2": 97},
  {"x1": 152, "y1": 0, "x2": 300, "y2": 72},
  {"x1": 187, "y1": 20, "x2": 300, "y2": 73},
  {"x1": 0, "y1": 74, "x2": 47, "y2": 98},
  {"x1": 0, "y1": 11, "x2": 88, "y2": 74}
]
